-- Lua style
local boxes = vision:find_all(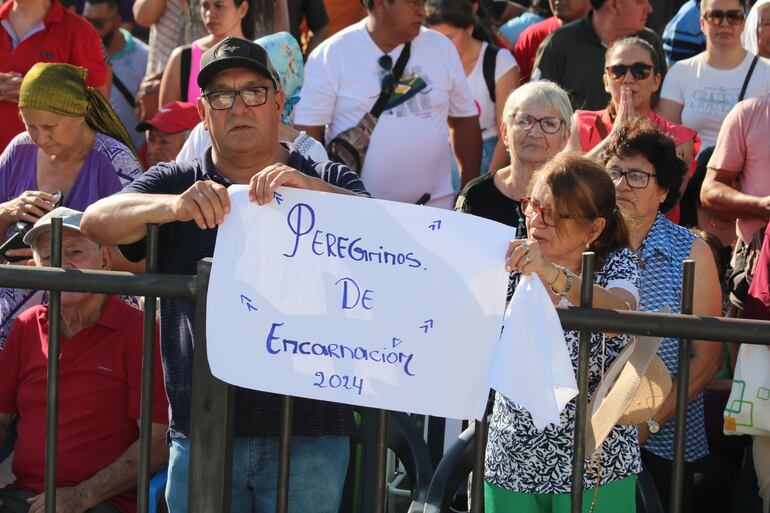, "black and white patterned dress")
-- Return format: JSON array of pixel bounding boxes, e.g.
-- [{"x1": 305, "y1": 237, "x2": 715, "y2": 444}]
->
[{"x1": 484, "y1": 248, "x2": 643, "y2": 494}]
